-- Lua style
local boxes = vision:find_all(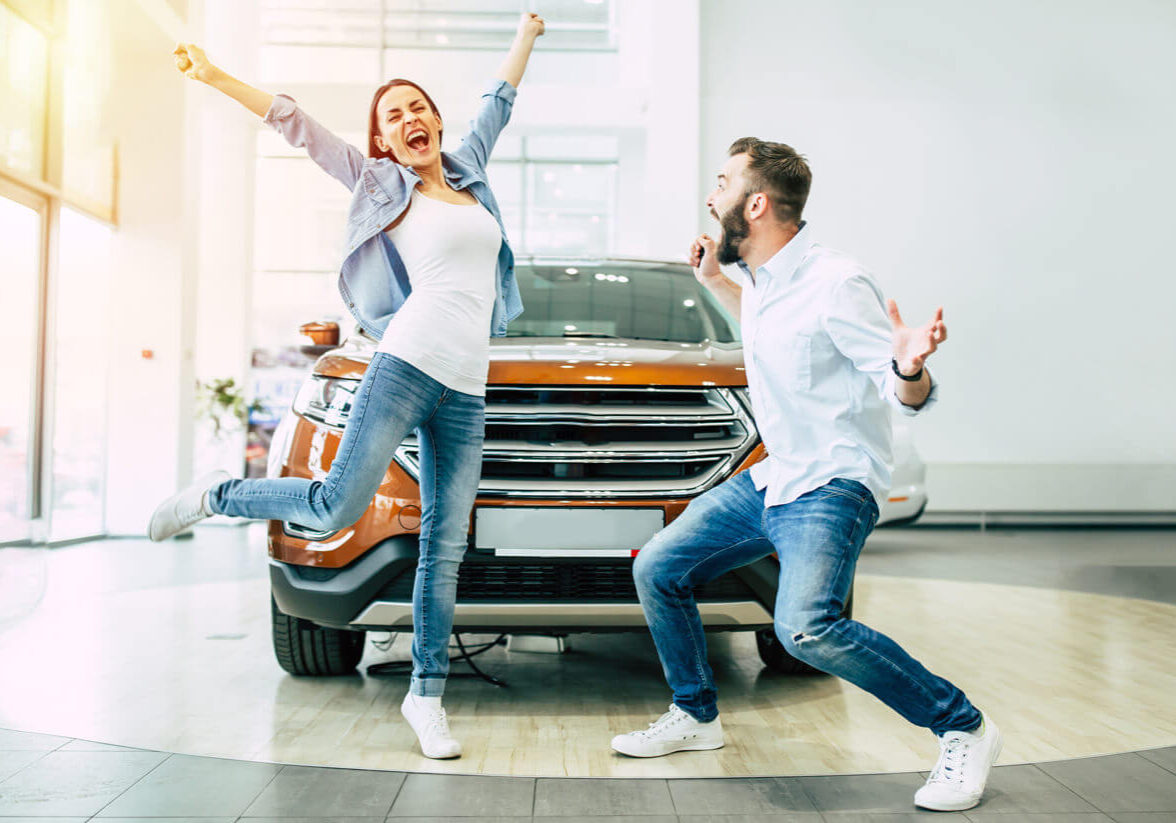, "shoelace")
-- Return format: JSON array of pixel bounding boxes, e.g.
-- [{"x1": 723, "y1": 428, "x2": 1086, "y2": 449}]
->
[
  {"x1": 928, "y1": 733, "x2": 970, "y2": 785},
  {"x1": 176, "y1": 493, "x2": 205, "y2": 525},
  {"x1": 425, "y1": 708, "x2": 453, "y2": 739},
  {"x1": 636, "y1": 706, "x2": 688, "y2": 739}
]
